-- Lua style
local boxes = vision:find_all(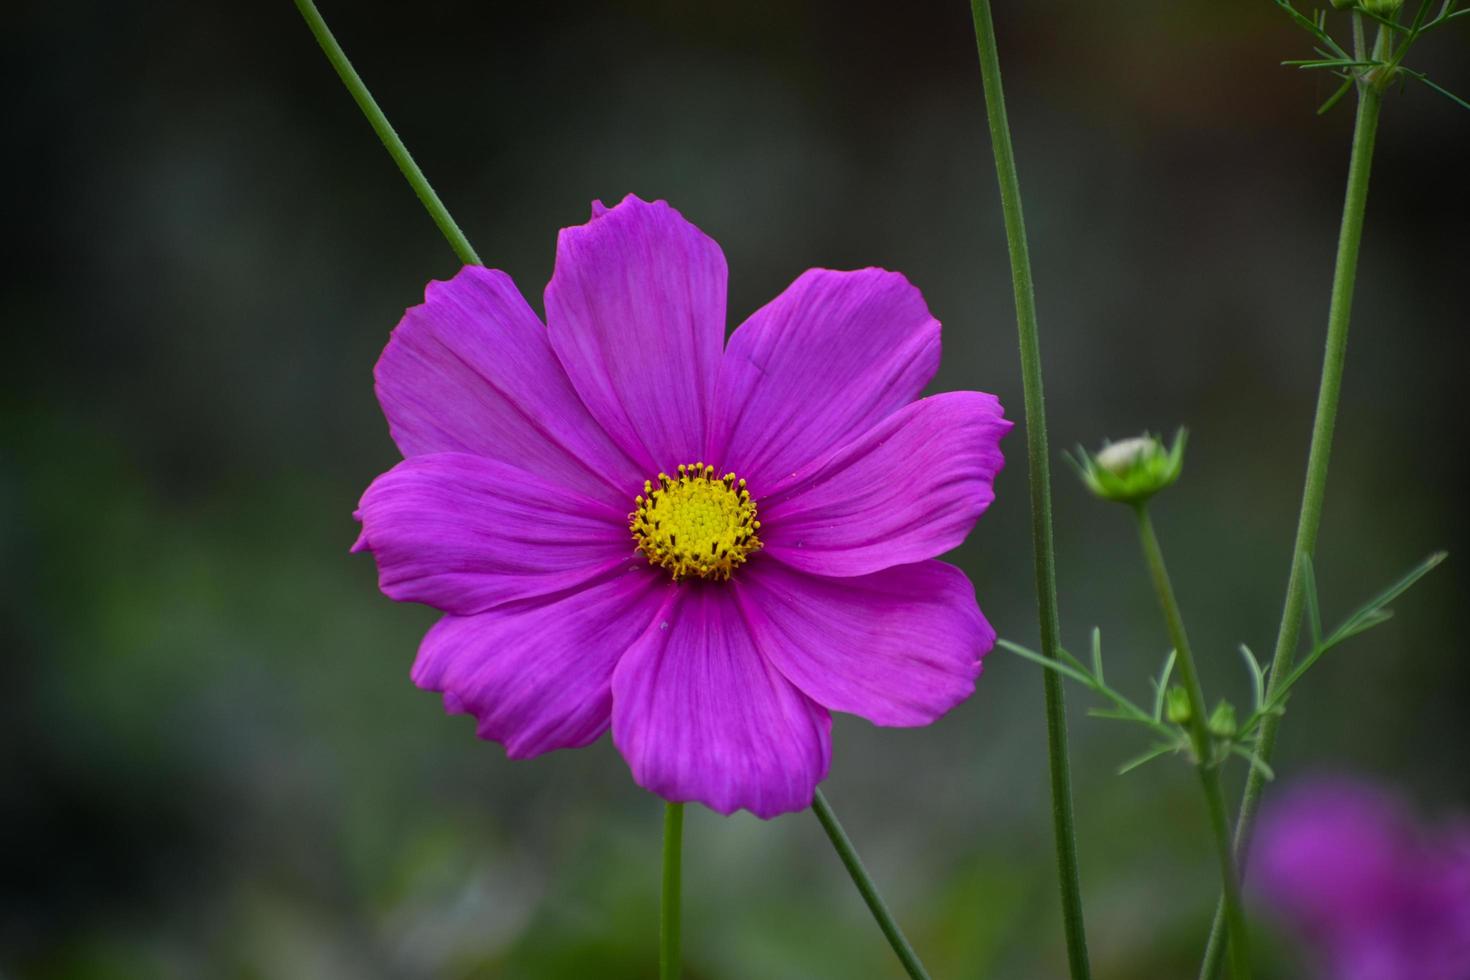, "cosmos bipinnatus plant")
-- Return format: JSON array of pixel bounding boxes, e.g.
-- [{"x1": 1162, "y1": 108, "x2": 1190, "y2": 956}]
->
[
  {"x1": 294, "y1": 0, "x2": 1460, "y2": 975},
  {"x1": 972, "y1": 0, "x2": 1459, "y2": 977}
]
